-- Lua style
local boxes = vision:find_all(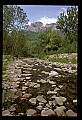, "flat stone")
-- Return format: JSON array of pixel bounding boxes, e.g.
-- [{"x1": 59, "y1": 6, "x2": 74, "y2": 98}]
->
[
  {"x1": 22, "y1": 86, "x2": 28, "y2": 91},
  {"x1": 29, "y1": 98, "x2": 36, "y2": 105},
  {"x1": 14, "y1": 90, "x2": 22, "y2": 97},
  {"x1": 2, "y1": 110, "x2": 11, "y2": 116},
  {"x1": 37, "y1": 105, "x2": 42, "y2": 110},
  {"x1": 59, "y1": 85, "x2": 63, "y2": 89},
  {"x1": 49, "y1": 81, "x2": 56, "y2": 84},
  {"x1": 29, "y1": 82, "x2": 37, "y2": 87},
  {"x1": 34, "y1": 84, "x2": 40, "y2": 88},
  {"x1": 26, "y1": 109, "x2": 36, "y2": 116},
  {"x1": 52, "y1": 85, "x2": 56, "y2": 87},
  {"x1": 51, "y1": 95, "x2": 56, "y2": 99},
  {"x1": 49, "y1": 71, "x2": 58, "y2": 76},
  {"x1": 66, "y1": 109, "x2": 77, "y2": 117},
  {"x1": 47, "y1": 90, "x2": 57, "y2": 95},
  {"x1": 22, "y1": 93, "x2": 32, "y2": 99},
  {"x1": 73, "y1": 99, "x2": 77, "y2": 103},
  {"x1": 55, "y1": 97, "x2": 63, "y2": 105},
  {"x1": 26, "y1": 77, "x2": 31, "y2": 79},
  {"x1": 41, "y1": 71, "x2": 49, "y2": 74},
  {"x1": 36, "y1": 95, "x2": 47, "y2": 103},
  {"x1": 59, "y1": 96, "x2": 67, "y2": 102},
  {"x1": 39, "y1": 79, "x2": 48, "y2": 83},
  {"x1": 9, "y1": 104, "x2": 18, "y2": 112},
  {"x1": 54, "y1": 107, "x2": 66, "y2": 116},
  {"x1": 41, "y1": 109, "x2": 55, "y2": 116},
  {"x1": 54, "y1": 87, "x2": 60, "y2": 91}
]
